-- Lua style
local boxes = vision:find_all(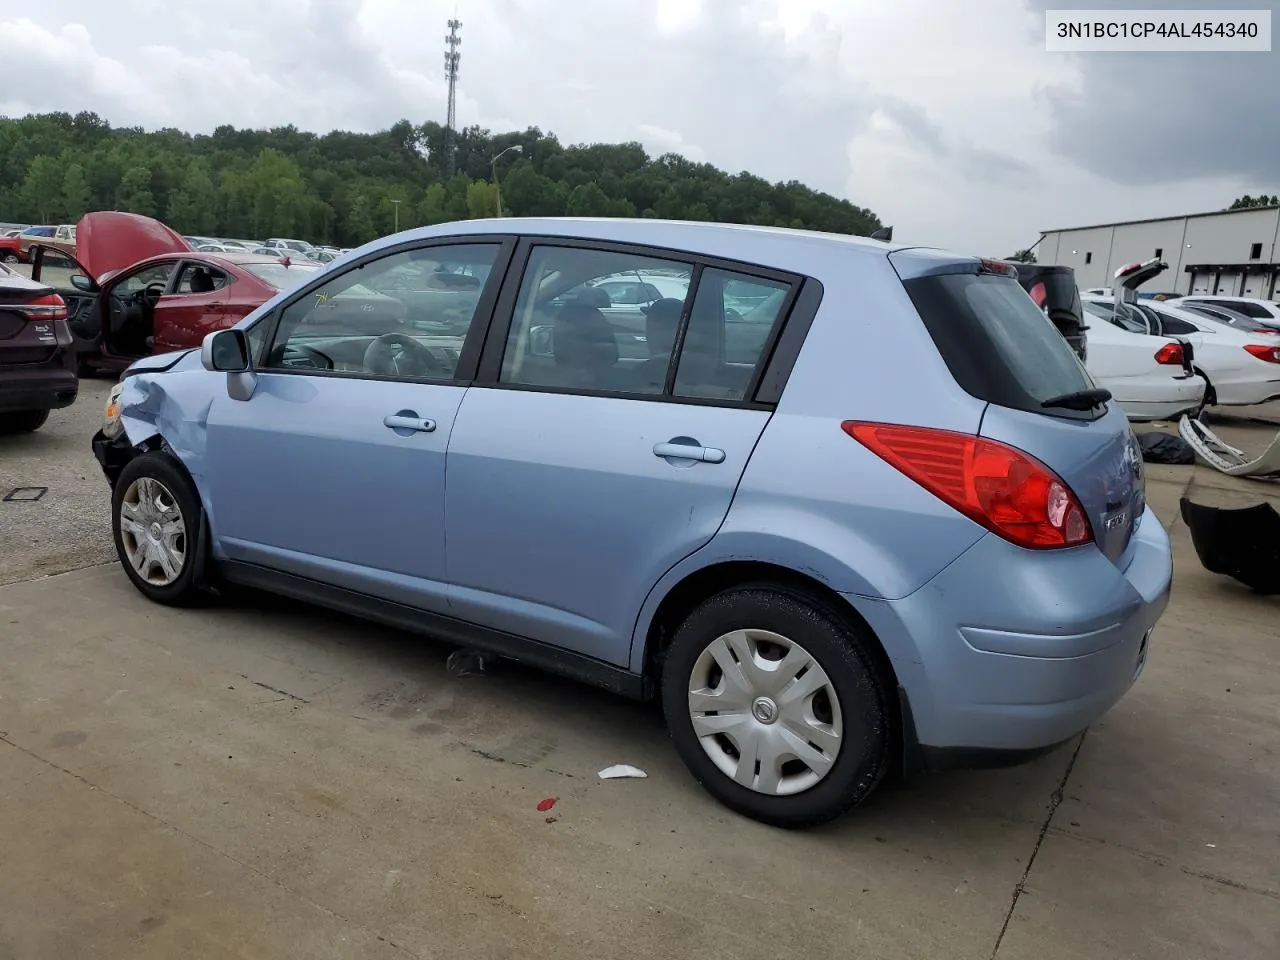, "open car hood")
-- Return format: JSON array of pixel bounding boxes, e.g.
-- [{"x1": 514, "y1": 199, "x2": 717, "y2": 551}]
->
[{"x1": 70, "y1": 212, "x2": 190, "y2": 281}]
